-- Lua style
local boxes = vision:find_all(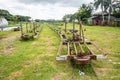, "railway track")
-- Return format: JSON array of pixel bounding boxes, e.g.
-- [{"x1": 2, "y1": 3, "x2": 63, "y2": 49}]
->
[
  {"x1": 70, "y1": 61, "x2": 99, "y2": 80},
  {"x1": 20, "y1": 22, "x2": 43, "y2": 40},
  {"x1": 48, "y1": 24, "x2": 99, "y2": 80}
]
